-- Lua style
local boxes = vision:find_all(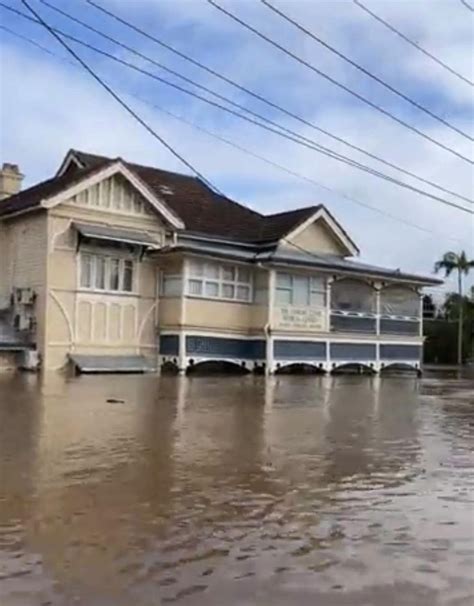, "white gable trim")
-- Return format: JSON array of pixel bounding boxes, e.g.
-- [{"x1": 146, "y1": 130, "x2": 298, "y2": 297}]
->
[
  {"x1": 56, "y1": 149, "x2": 84, "y2": 176},
  {"x1": 283, "y1": 207, "x2": 359, "y2": 257},
  {"x1": 43, "y1": 160, "x2": 185, "y2": 229}
]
